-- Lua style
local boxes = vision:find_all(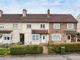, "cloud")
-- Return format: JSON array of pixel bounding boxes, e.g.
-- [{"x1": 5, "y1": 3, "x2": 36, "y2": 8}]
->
[{"x1": 0, "y1": 0, "x2": 79, "y2": 17}]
